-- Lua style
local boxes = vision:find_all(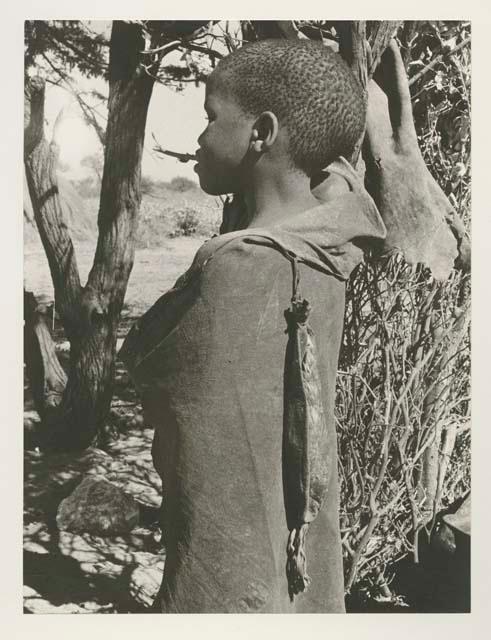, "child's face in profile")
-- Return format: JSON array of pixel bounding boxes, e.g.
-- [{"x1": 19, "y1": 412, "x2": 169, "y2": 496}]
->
[{"x1": 195, "y1": 72, "x2": 255, "y2": 195}]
